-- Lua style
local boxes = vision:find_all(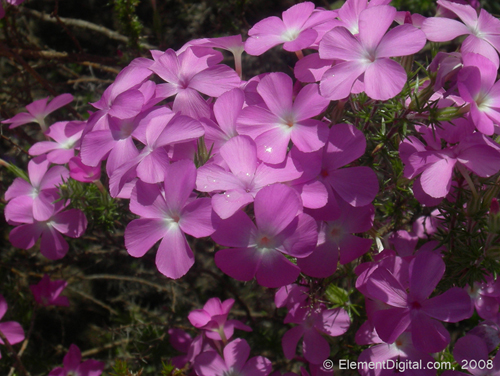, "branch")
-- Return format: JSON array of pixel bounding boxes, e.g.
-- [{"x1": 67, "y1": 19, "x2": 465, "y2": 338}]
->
[
  {"x1": 23, "y1": 8, "x2": 157, "y2": 50},
  {"x1": 0, "y1": 329, "x2": 30, "y2": 376}
]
